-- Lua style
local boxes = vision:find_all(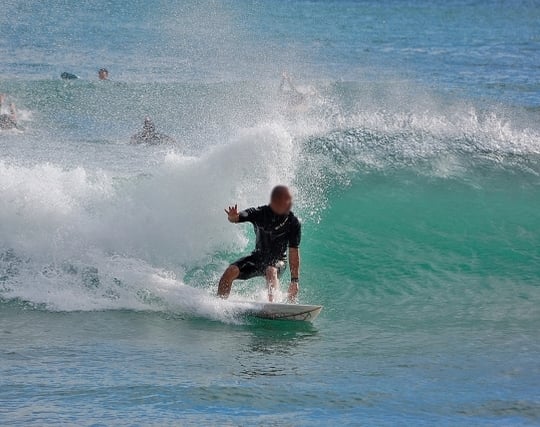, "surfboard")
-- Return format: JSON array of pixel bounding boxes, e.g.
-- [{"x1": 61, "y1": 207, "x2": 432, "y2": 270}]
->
[{"x1": 243, "y1": 302, "x2": 323, "y2": 322}]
